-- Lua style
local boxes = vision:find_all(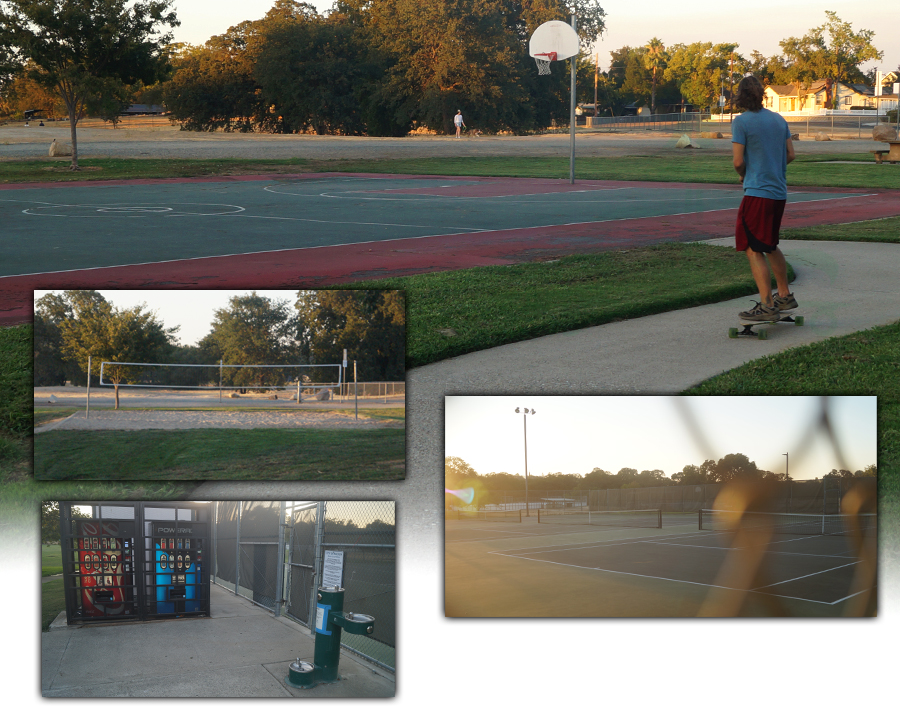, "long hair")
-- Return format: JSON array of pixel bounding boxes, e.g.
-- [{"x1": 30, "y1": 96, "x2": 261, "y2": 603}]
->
[{"x1": 735, "y1": 76, "x2": 765, "y2": 111}]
